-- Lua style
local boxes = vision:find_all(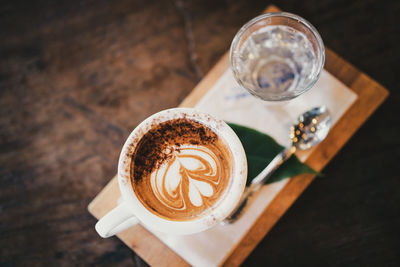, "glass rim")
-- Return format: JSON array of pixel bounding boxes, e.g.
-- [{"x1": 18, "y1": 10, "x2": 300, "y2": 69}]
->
[{"x1": 229, "y1": 12, "x2": 325, "y2": 101}]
